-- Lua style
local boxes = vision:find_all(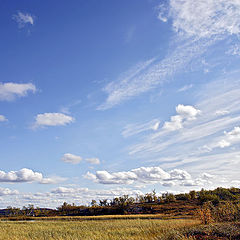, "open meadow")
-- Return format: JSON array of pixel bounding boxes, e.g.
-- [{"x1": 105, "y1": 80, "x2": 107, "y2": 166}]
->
[{"x1": 0, "y1": 217, "x2": 200, "y2": 240}]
